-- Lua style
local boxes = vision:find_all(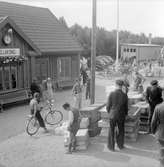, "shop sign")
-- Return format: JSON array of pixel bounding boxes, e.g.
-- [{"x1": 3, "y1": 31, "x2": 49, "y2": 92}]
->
[{"x1": 0, "y1": 48, "x2": 20, "y2": 57}]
